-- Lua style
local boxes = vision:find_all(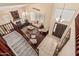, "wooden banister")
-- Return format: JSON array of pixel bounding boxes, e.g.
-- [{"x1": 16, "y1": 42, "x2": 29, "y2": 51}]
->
[
  {"x1": 0, "y1": 22, "x2": 14, "y2": 36},
  {"x1": 75, "y1": 13, "x2": 79, "y2": 56},
  {"x1": 0, "y1": 36, "x2": 15, "y2": 56},
  {"x1": 53, "y1": 28, "x2": 71, "y2": 56}
]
